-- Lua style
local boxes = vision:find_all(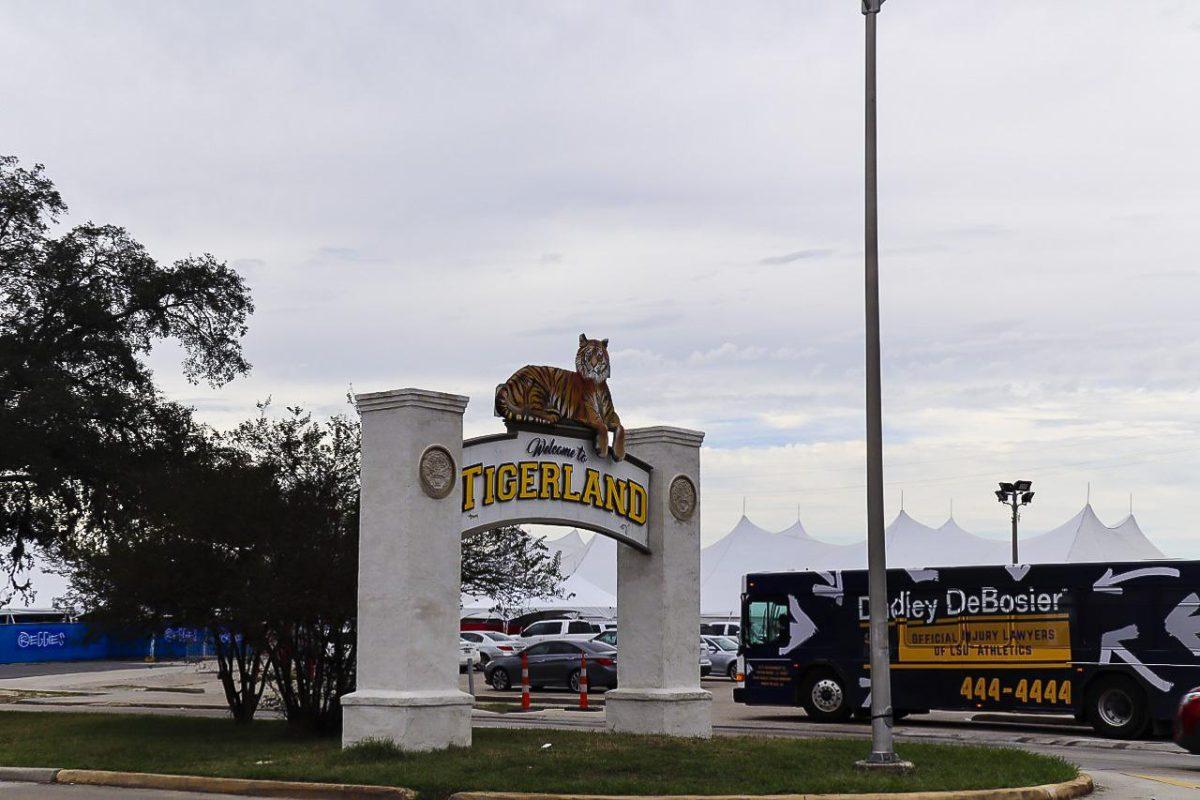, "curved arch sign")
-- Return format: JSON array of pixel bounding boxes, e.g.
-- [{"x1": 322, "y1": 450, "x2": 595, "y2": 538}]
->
[{"x1": 460, "y1": 426, "x2": 651, "y2": 551}]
